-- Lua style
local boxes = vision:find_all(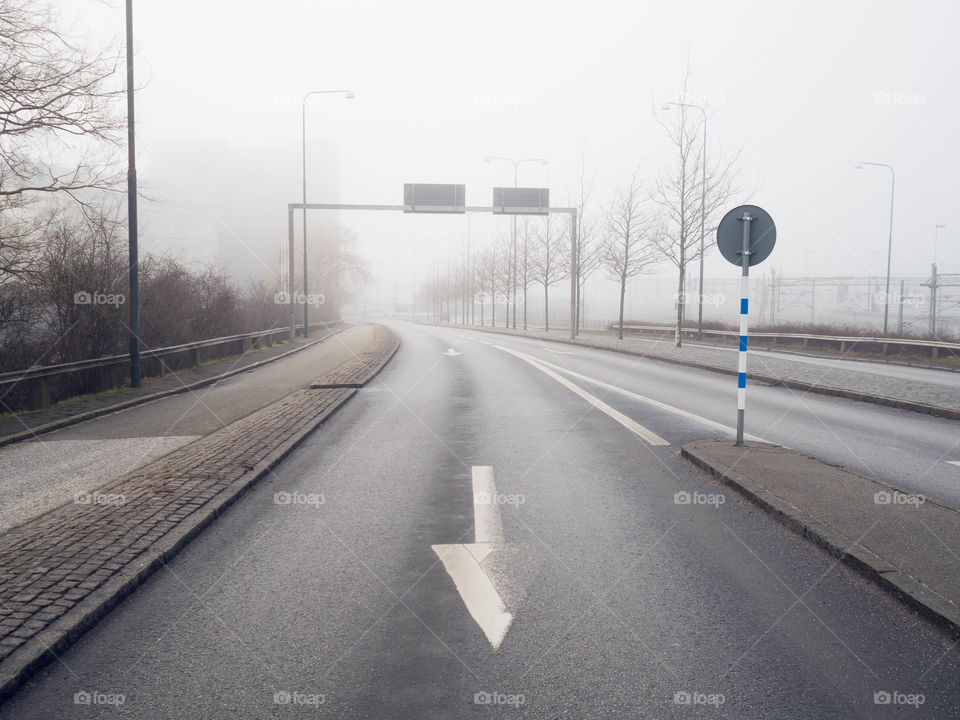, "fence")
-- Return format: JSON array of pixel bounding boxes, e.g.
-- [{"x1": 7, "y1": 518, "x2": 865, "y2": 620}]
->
[
  {"x1": 0, "y1": 322, "x2": 338, "y2": 413},
  {"x1": 612, "y1": 323, "x2": 960, "y2": 360}
]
